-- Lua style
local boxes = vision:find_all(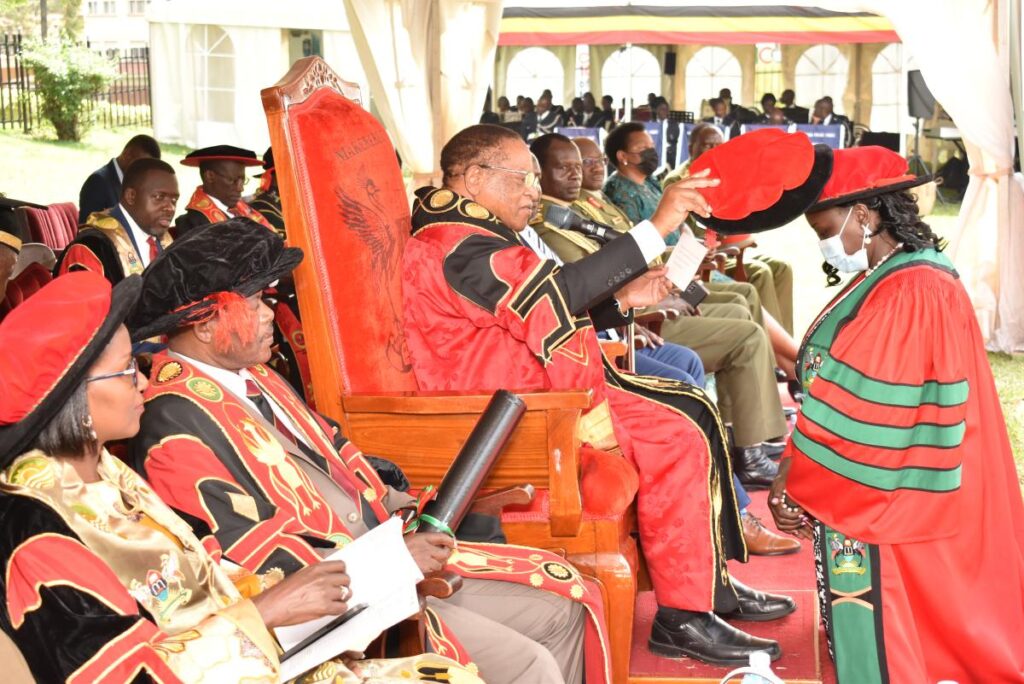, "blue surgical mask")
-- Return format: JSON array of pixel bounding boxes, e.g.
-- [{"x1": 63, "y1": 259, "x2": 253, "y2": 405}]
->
[{"x1": 818, "y1": 207, "x2": 868, "y2": 273}]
